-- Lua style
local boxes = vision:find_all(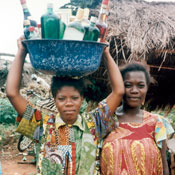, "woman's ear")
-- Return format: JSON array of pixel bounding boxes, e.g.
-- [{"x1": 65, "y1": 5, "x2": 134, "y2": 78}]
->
[{"x1": 81, "y1": 96, "x2": 84, "y2": 102}]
